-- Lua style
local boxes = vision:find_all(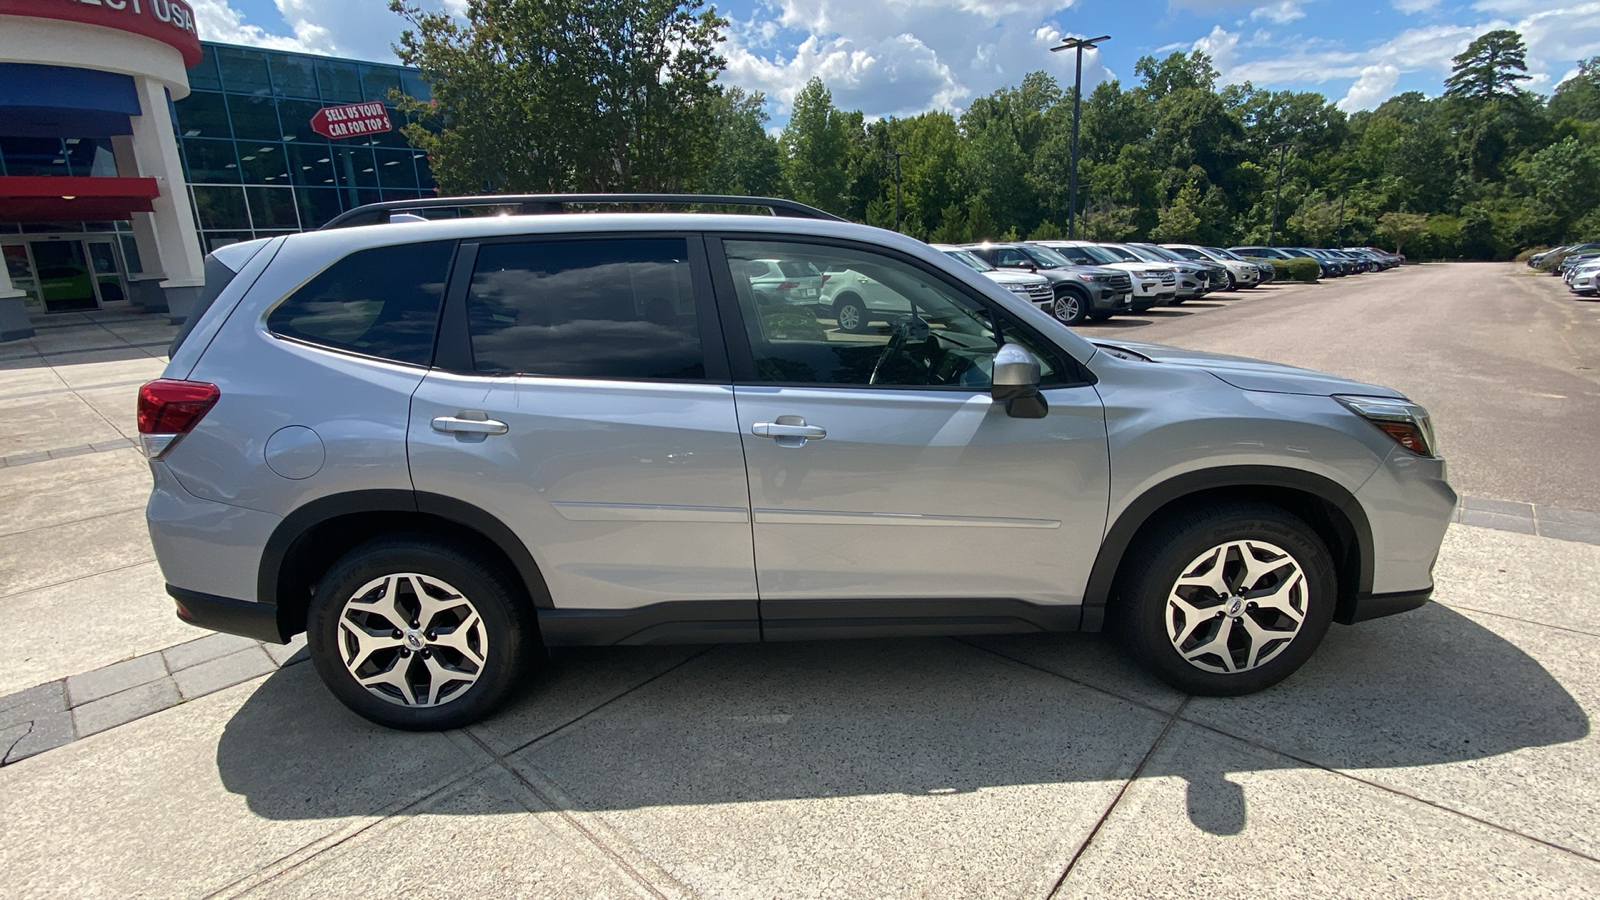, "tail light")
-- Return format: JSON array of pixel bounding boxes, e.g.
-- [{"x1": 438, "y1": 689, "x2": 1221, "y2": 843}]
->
[
  {"x1": 820, "y1": 274, "x2": 831, "y2": 284},
  {"x1": 137, "y1": 379, "x2": 220, "y2": 459},
  {"x1": 1335, "y1": 395, "x2": 1437, "y2": 457},
  {"x1": 776, "y1": 281, "x2": 799, "y2": 290}
]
